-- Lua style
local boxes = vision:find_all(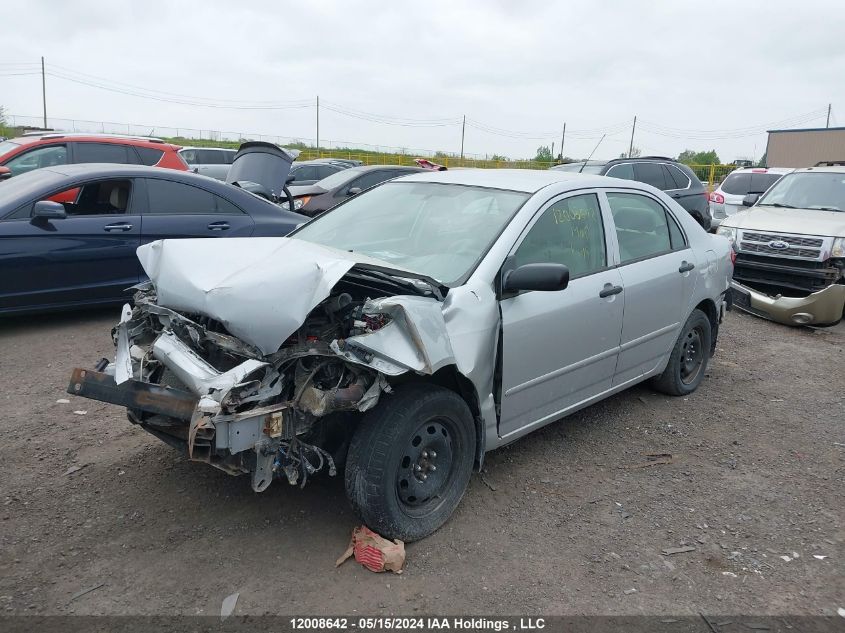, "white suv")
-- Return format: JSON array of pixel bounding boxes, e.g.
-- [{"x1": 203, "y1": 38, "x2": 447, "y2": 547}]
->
[{"x1": 710, "y1": 167, "x2": 792, "y2": 229}]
